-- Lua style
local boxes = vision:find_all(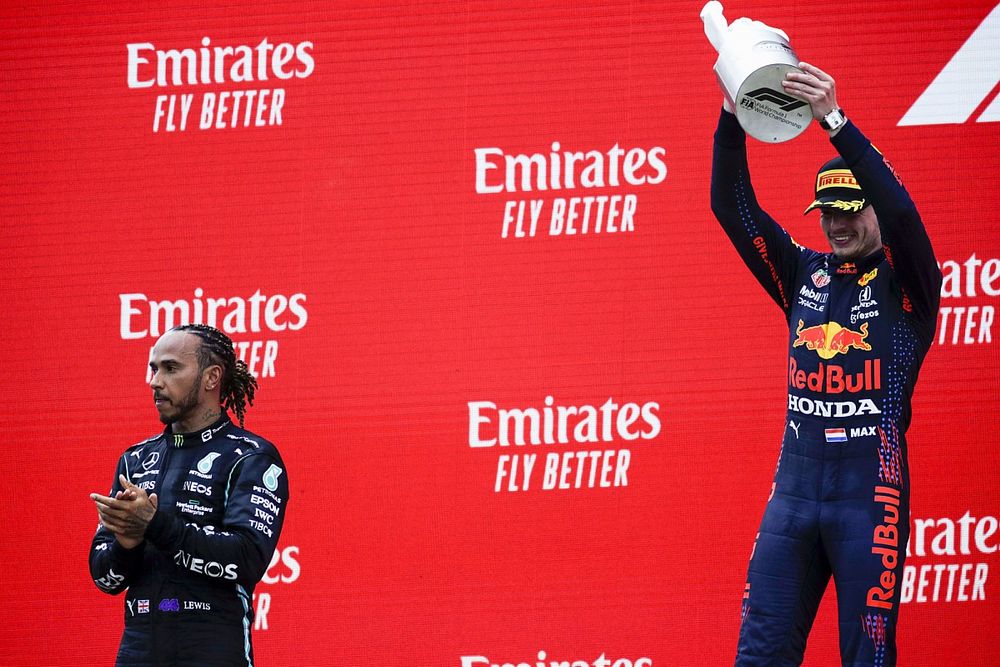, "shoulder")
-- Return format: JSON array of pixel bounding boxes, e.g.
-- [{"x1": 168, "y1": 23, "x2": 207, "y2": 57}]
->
[
  {"x1": 791, "y1": 245, "x2": 825, "y2": 274},
  {"x1": 123, "y1": 432, "x2": 163, "y2": 458},
  {"x1": 221, "y1": 427, "x2": 288, "y2": 494},
  {"x1": 223, "y1": 425, "x2": 282, "y2": 462}
]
